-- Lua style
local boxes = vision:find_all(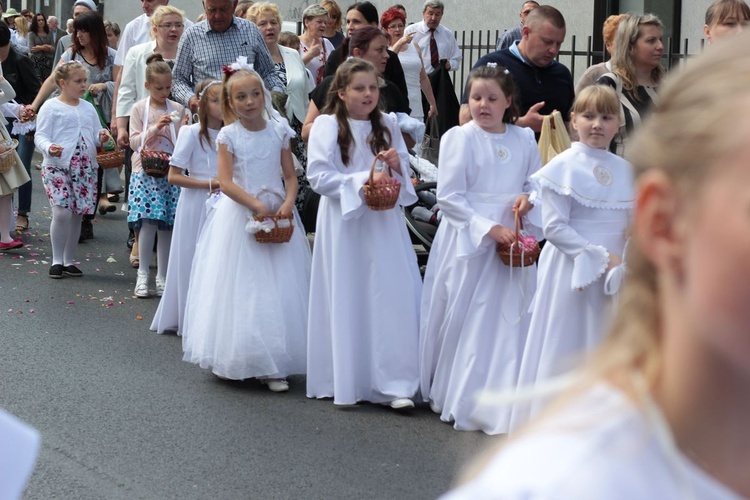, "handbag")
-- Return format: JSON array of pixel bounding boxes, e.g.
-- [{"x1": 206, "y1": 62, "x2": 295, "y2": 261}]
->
[
  {"x1": 421, "y1": 115, "x2": 440, "y2": 165},
  {"x1": 538, "y1": 110, "x2": 571, "y2": 165}
]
